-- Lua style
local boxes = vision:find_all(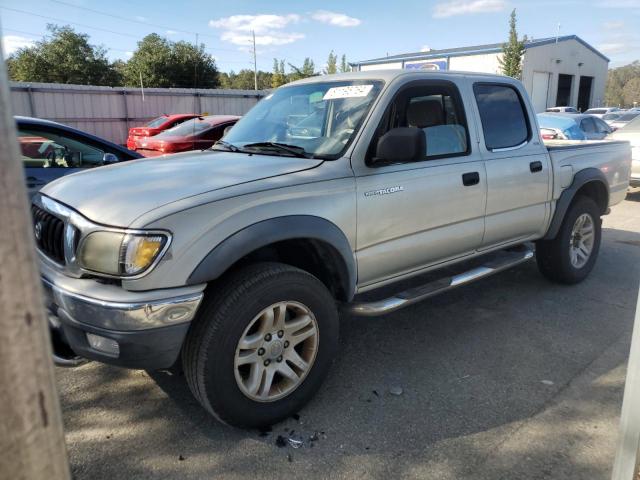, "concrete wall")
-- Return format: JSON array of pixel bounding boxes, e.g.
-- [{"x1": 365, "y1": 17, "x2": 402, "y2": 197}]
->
[
  {"x1": 10, "y1": 82, "x2": 267, "y2": 145},
  {"x1": 521, "y1": 38, "x2": 608, "y2": 111}
]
